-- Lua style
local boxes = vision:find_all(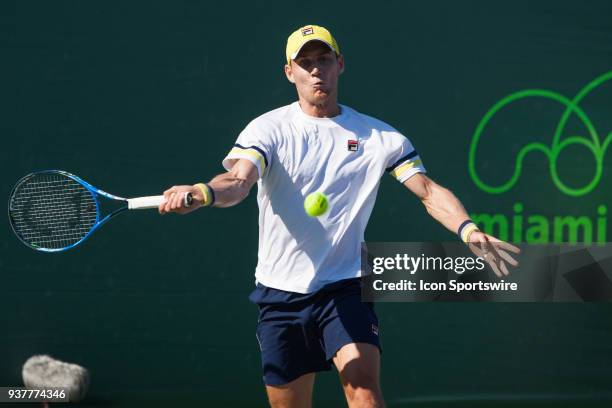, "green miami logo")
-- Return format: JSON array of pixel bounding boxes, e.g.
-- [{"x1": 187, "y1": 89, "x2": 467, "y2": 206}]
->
[{"x1": 468, "y1": 72, "x2": 611, "y2": 244}]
